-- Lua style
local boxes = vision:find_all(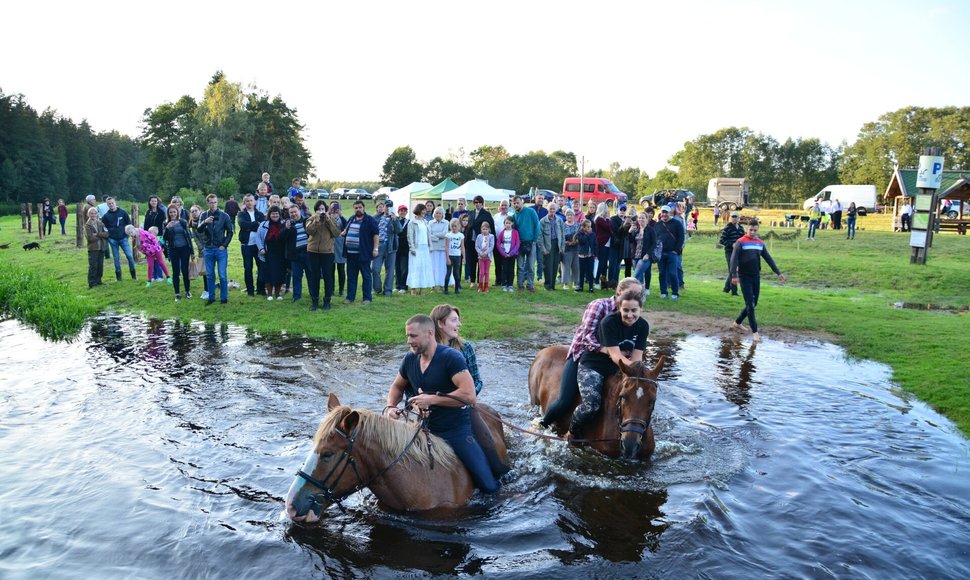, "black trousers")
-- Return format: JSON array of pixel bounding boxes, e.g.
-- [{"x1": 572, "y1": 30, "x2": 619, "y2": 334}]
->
[
  {"x1": 307, "y1": 252, "x2": 336, "y2": 304},
  {"x1": 87, "y1": 250, "x2": 104, "y2": 287},
  {"x1": 723, "y1": 250, "x2": 737, "y2": 294},
  {"x1": 395, "y1": 250, "x2": 409, "y2": 290}
]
